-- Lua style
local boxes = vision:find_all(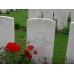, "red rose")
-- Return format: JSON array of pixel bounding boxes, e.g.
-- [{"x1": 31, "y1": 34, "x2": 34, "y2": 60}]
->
[
  {"x1": 24, "y1": 49, "x2": 30, "y2": 55},
  {"x1": 27, "y1": 54, "x2": 32, "y2": 58},
  {"x1": 5, "y1": 42, "x2": 21, "y2": 52},
  {"x1": 5, "y1": 42, "x2": 12, "y2": 49},
  {"x1": 34, "y1": 50, "x2": 38, "y2": 55},
  {"x1": 28, "y1": 45, "x2": 34, "y2": 50}
]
